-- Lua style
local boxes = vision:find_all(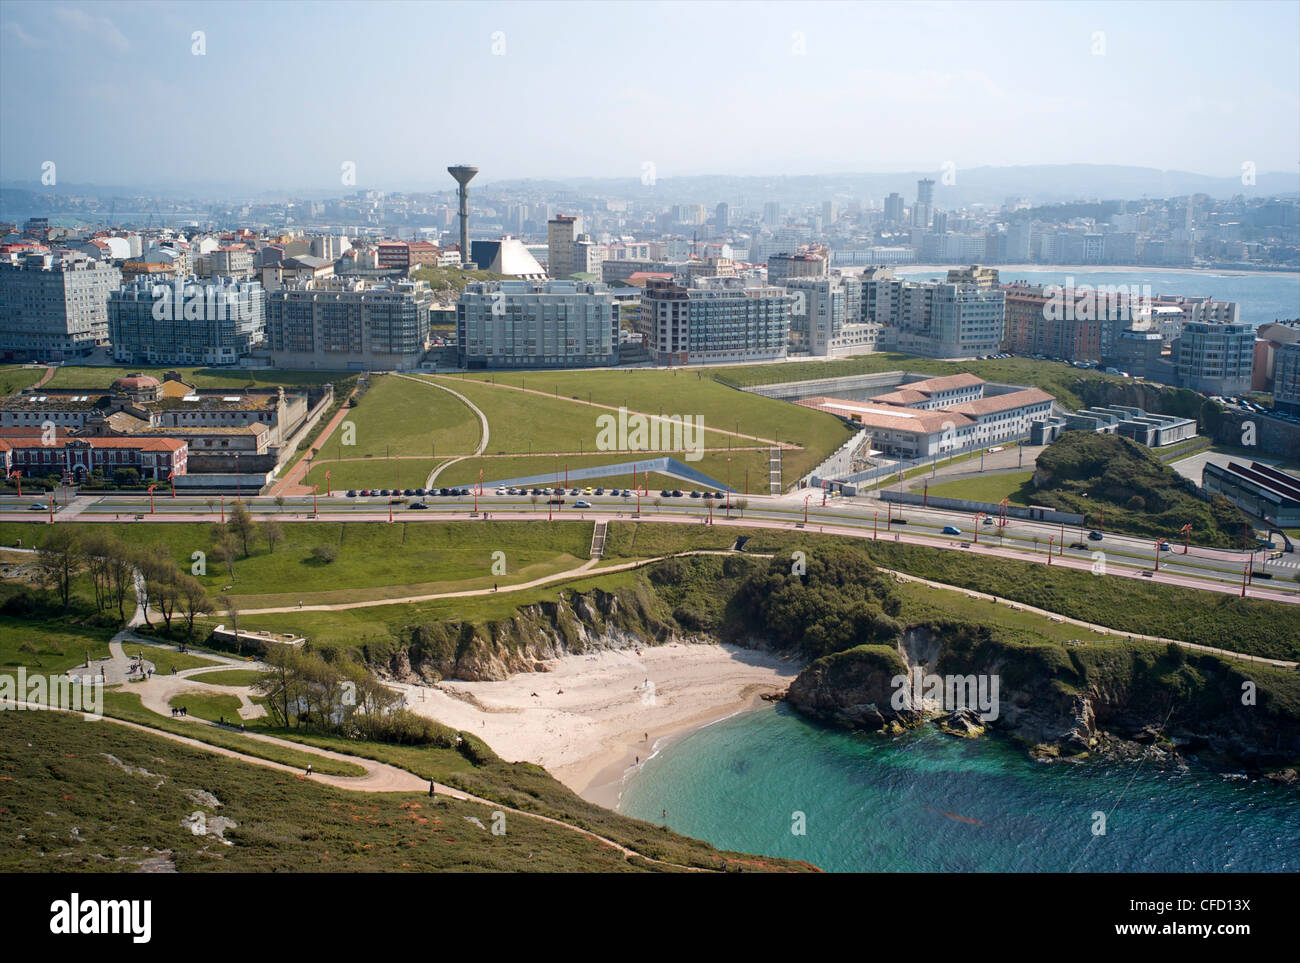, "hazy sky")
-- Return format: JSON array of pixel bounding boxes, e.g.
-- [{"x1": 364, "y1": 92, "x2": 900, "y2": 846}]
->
[{"x1": 1, "y1": 0, "x2": 1297, "y2": 191}]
